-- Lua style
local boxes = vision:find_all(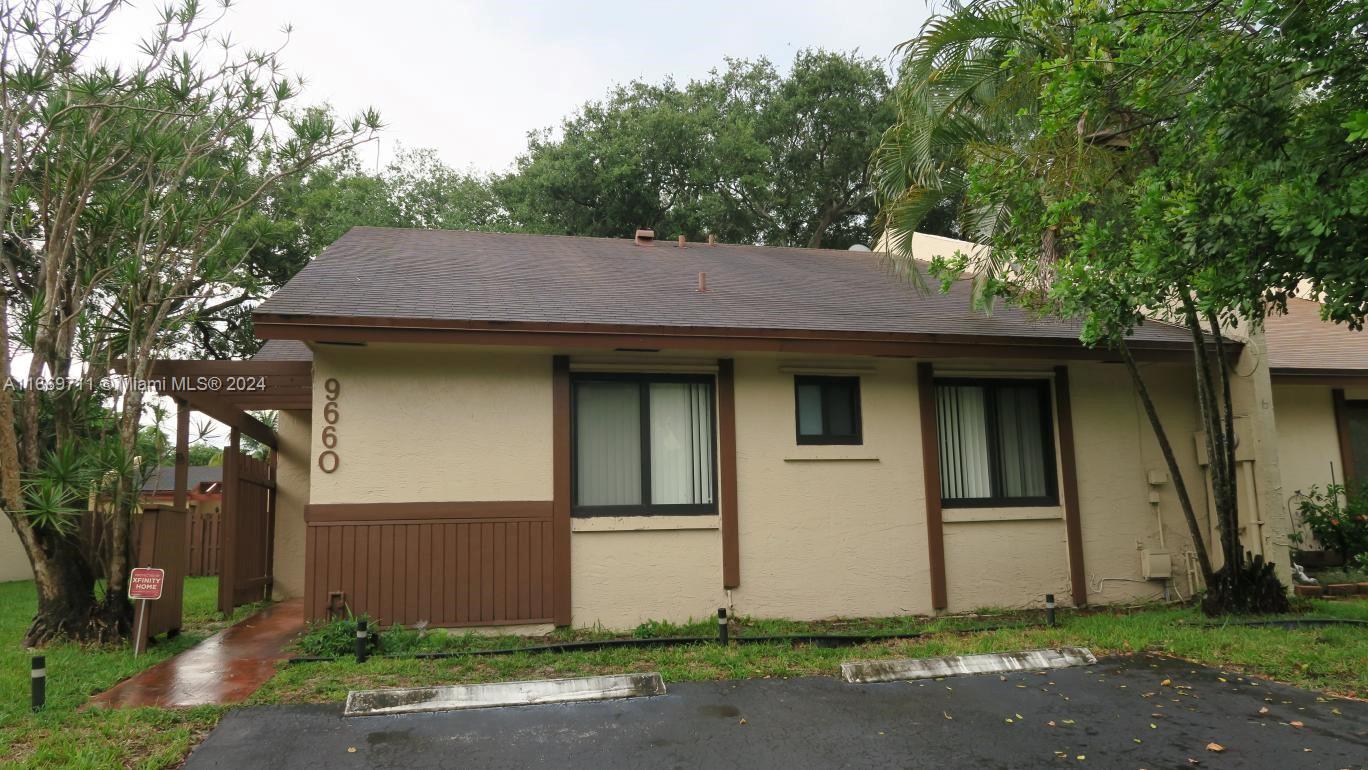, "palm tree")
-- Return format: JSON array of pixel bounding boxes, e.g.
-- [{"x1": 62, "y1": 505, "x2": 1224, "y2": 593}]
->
[{"x1": 870, "y1": 0, "x2": 1281, "y2": 607}]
